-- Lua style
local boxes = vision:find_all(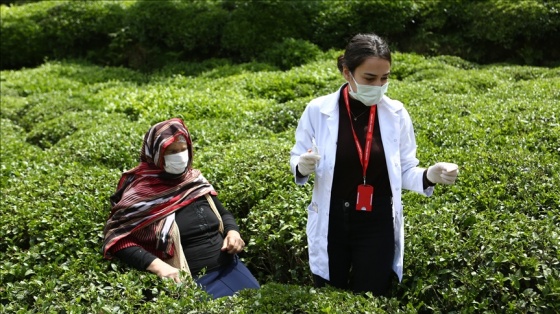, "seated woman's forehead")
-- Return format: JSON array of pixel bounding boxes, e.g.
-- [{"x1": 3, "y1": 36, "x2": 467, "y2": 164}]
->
[{"x1": 167, "y1": 141, "x2": 187, "y2": 150}]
